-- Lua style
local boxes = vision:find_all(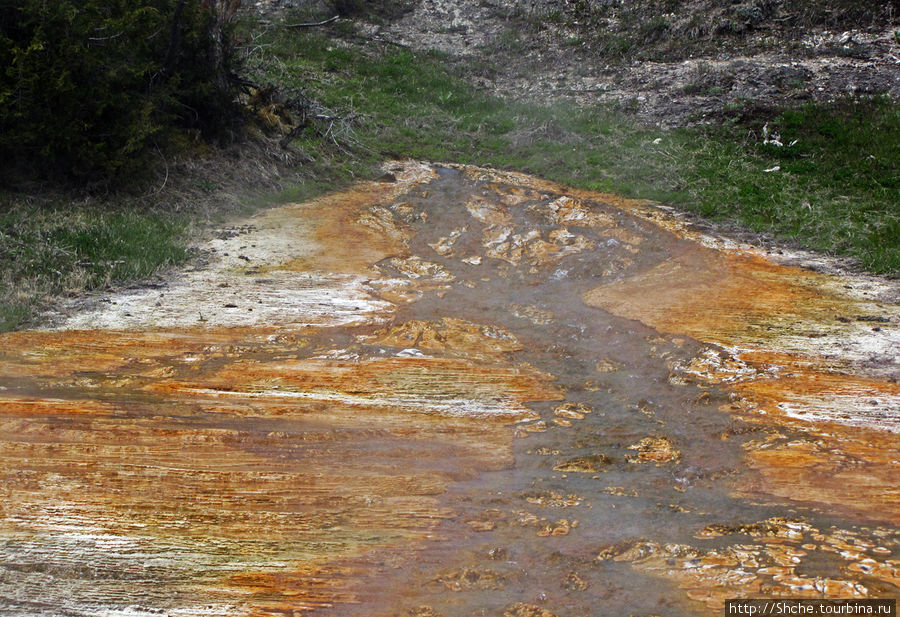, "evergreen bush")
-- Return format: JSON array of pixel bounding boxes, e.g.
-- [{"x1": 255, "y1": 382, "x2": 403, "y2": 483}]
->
[{"x1": 0, "y1": 0, "x2": 240, "y2": 187}]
